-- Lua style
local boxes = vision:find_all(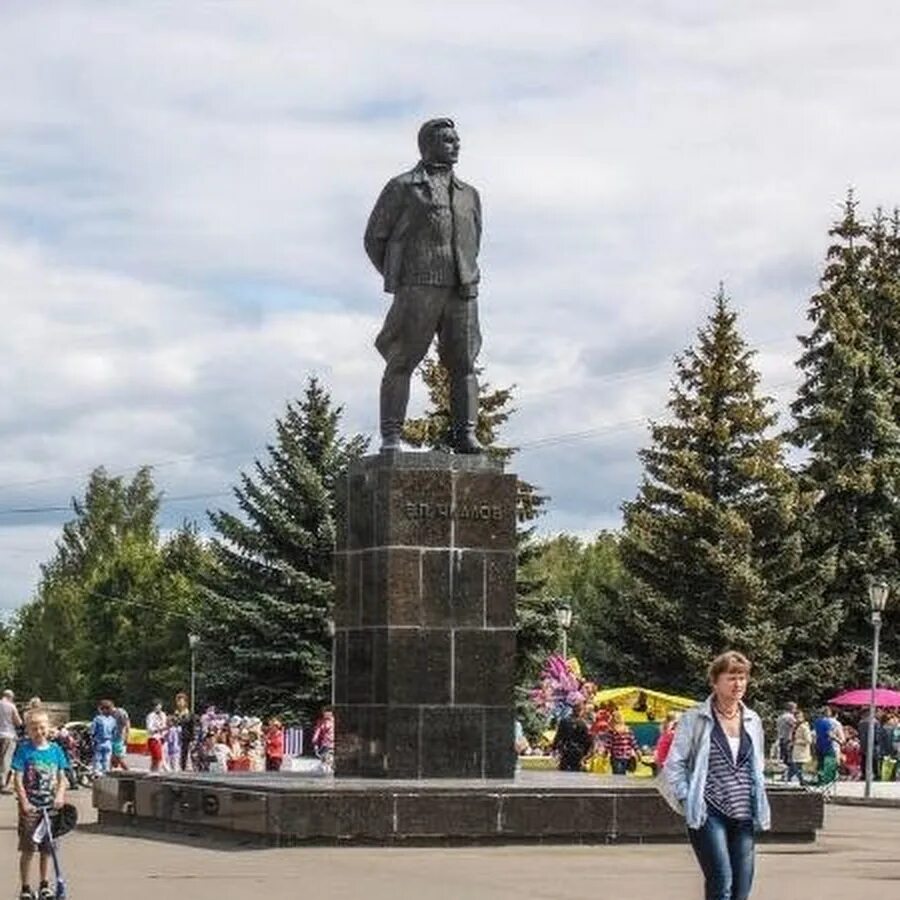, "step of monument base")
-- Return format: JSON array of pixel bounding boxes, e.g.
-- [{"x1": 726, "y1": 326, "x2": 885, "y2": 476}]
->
[{"x1": 93, "y1": 771, "x2": 824, "y2": 846}]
